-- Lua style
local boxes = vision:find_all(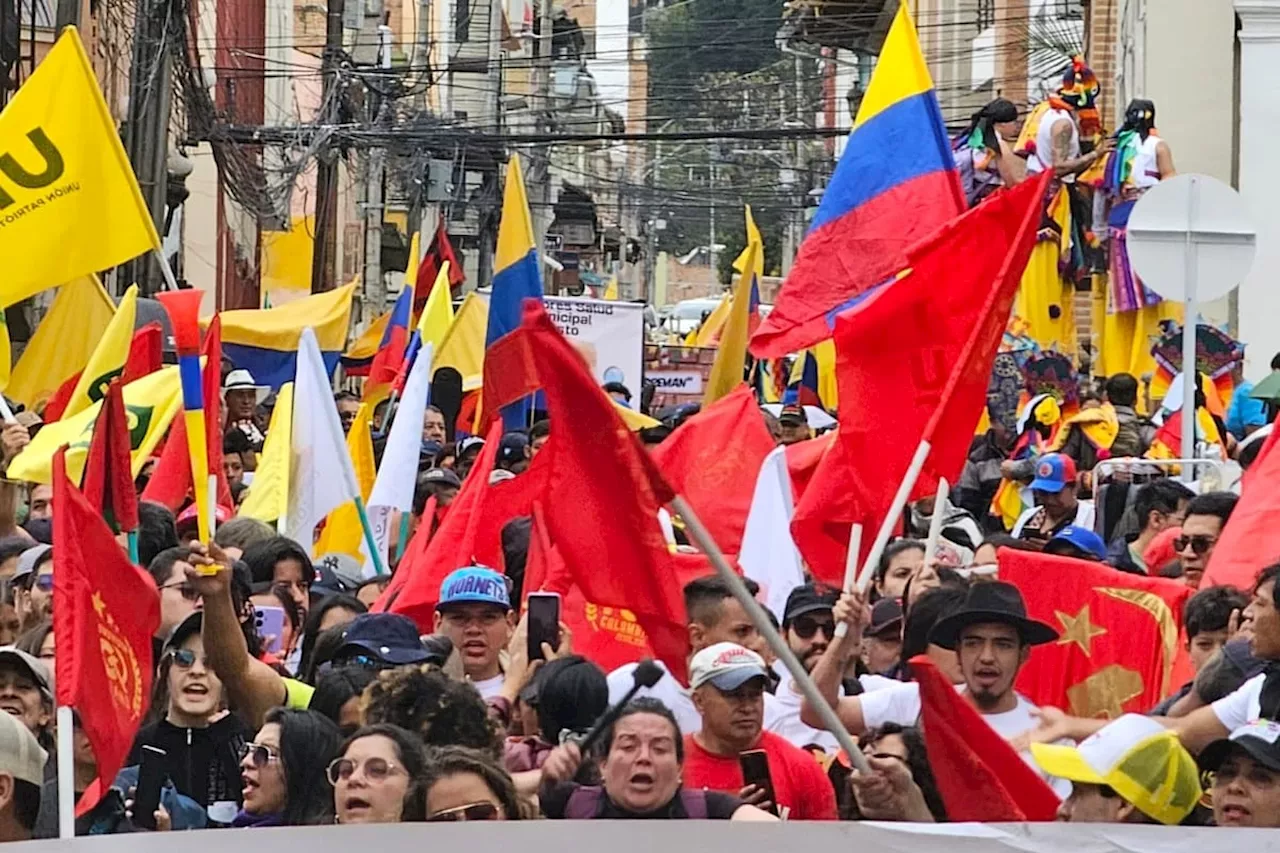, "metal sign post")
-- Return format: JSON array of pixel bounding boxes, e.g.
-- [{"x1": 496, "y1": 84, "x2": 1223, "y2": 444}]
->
[{"x1": 1126, "y1": 174, "x2": 1257, "y2": 481}]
